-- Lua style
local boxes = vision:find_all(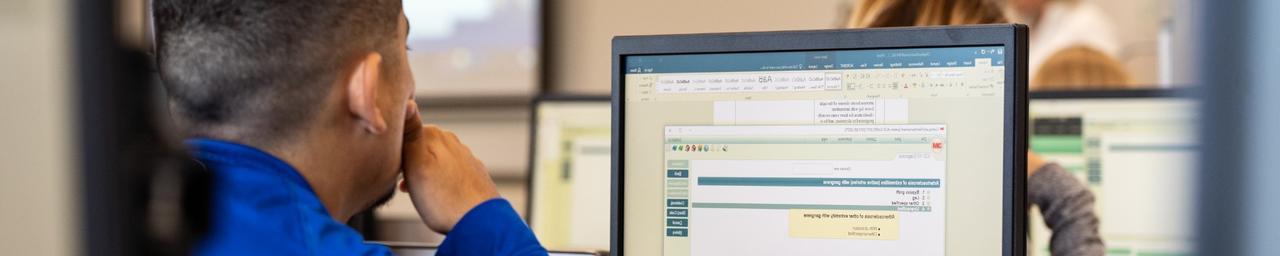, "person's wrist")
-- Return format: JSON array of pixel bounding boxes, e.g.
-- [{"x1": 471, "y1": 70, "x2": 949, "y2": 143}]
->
[
  {"x1": 409, "y1": 191, "x2": 456, "y2": 233},
  {"x1": 404, "y1": 177, "x2": 498, "y2": 234}
]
